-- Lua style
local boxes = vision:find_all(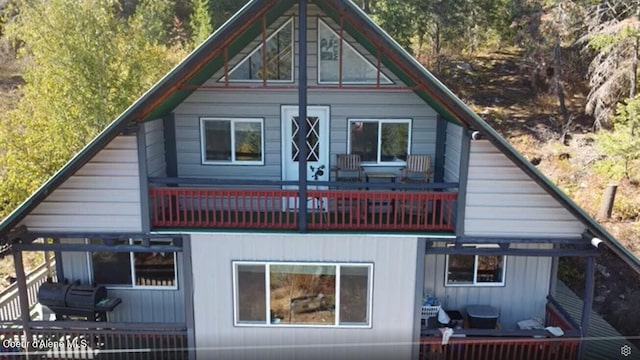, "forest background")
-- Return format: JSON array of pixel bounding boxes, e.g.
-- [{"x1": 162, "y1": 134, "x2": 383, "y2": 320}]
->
[{"x1": 0, "y1": 0, "x2": 639, "y2": 338}]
